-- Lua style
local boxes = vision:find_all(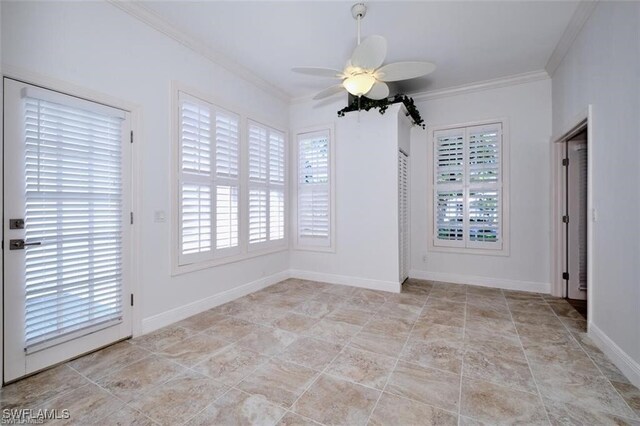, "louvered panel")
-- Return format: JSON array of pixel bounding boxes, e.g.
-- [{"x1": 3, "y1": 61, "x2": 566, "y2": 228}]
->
[
  {"x1": 435, "y1": 132, "x2": 464, "y2": 183},
  {"x1": 216, "y1": 185, "x2": 239, "y2": 249},
  {"x1": 399, "y1": 151, "x2": 409, "y2": 281},
  {"x1": 181, "y1": 183, "x2": 212, "y2": 254},
  {"x1": 23, "y1": 97, "x2": 124, "y2": 349},
  {"x1": 215, "y1": 110, "x2": 239, "y2": 178},
  {"x1": 270, "y1": 190, "x2": 285, "y2": 241},
  {"x1": 249, "y1": 189, "x2": 268, "y2": 244},
  {"x1": 468, "y1": 190, "x2": 500, "y2": 243},
  {"x1": 469, "y1": 125, "x2": 501, "y2": 183},
  {"x1": 298, "y1": 189, "x2": 330, "y2": 238},
  {"x1": 269, "y1": 131, "x2": 285, "y2": 184},
  {"x1": 435, "y1": 191, "x2": 464, "y2": 241},
  {"x1": 180, "y1": 100, "x2": 211, "y2": 175},
  {"x1": 299, "y1": 136, "x2": 329, "y2": 185},
  {"x1": 577, "y1": 146, "x2": 588, "y2": 284},
  {"x1": 249, "y1": 123, "x2": 268, "y2": 182}
]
